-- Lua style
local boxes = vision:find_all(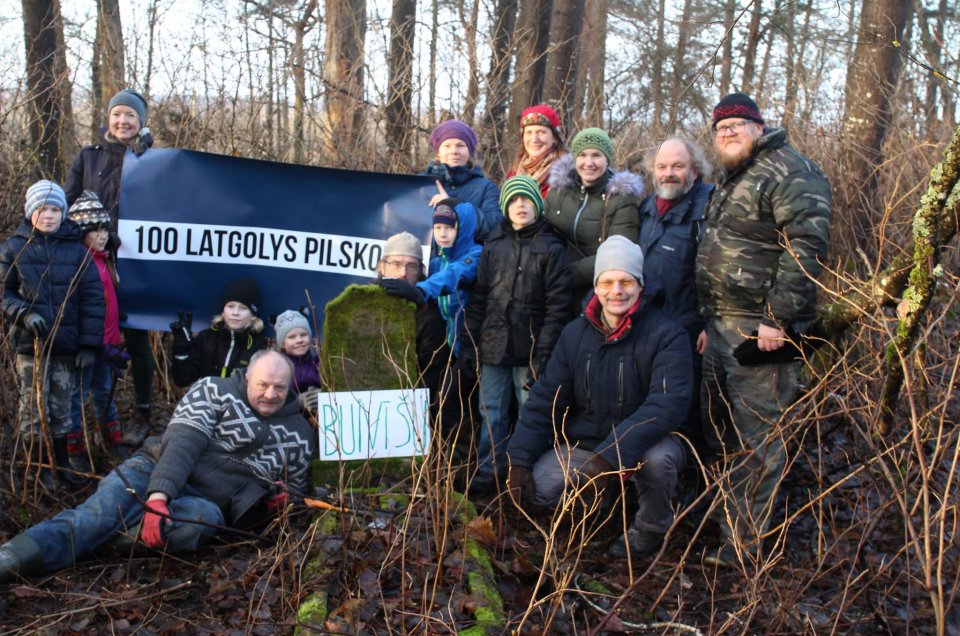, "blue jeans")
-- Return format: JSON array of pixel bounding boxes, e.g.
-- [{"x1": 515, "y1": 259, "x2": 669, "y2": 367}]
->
[
  {"x1": 24, "y1": 454, "x2": 224, "y2": 574},
  {"x1": 71, "y1": 358, "x2": 117, "y2": 432},
  {"x1": 477, "y1": 364, "x2": 530, "y2": 479}
]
